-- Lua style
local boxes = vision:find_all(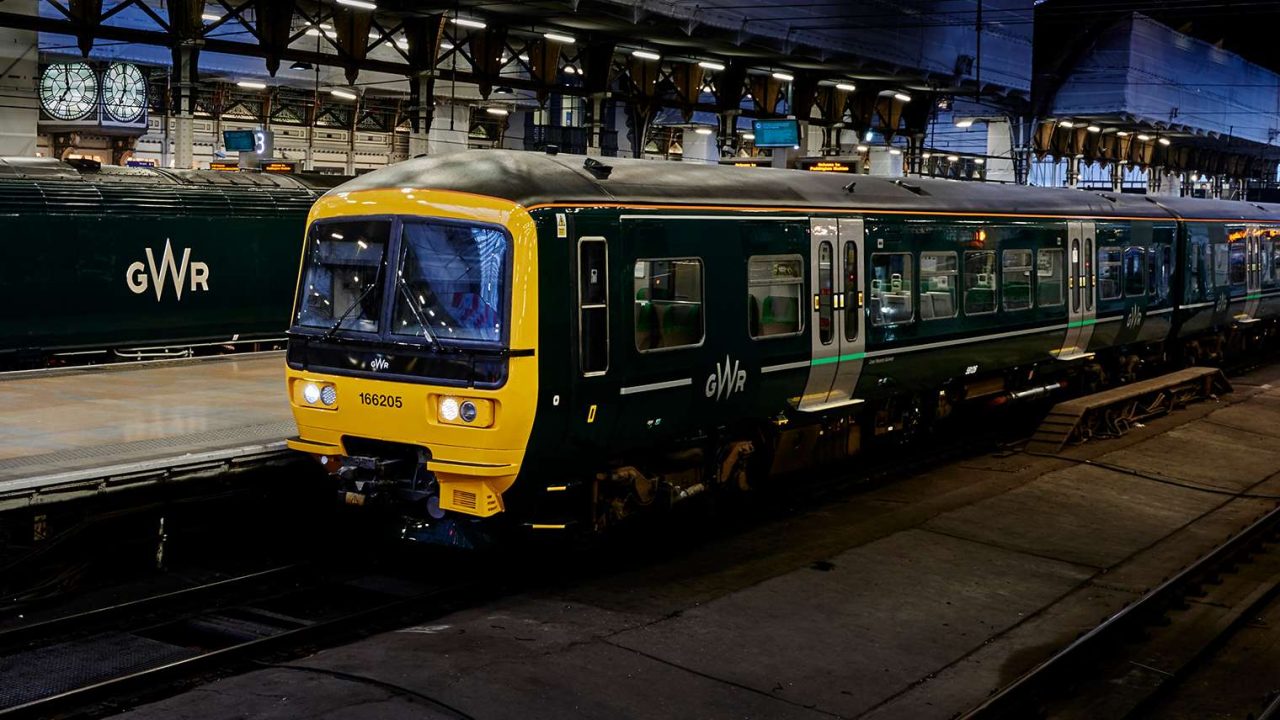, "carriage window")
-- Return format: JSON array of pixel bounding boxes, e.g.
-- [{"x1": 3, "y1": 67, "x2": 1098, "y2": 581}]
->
[
  {"x1": 1036, "y1": 249, "x2": 1064, "y2": 307},
  {"x1": 748, "y1": 255, "x2": 803, "y2": 339},
  {"x1": 1002, "y1": 249, "x2": 1033, "y2": 311},
  {"x1": 1149, "y1": 244, "x2": 1171, "y2": 302},
  {"x1": 1213, "y1": 243, "x2": 1229, "y2": 288},
  {"x1": 919, "y1": 252, "x2": 958, "y2": 321},
  {"x1": 1272, "y1": 241, "x2": 1280, "y2": 282},
  {"x1": 1098, "y1": 247, "x2": 1122, "y2": 300},
  {"x1": 964, "y1": 251, "x2": 997, "y2": 315},
  {"x1": 578, "y1": 239, "x2": 608, "y2": 374},
  {"x1": 1123, "y1": 246, "x2": 1146, "y2": 297},
  {"x1": 634, "y1": 258, "x2": 703, "y2": 351},
  {"x1": 870, "y1": 253, "x2": 913, "y2": 326},
  {"x1": 1228, "y1": 243, "x2": 1247, "y2": 288}
]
